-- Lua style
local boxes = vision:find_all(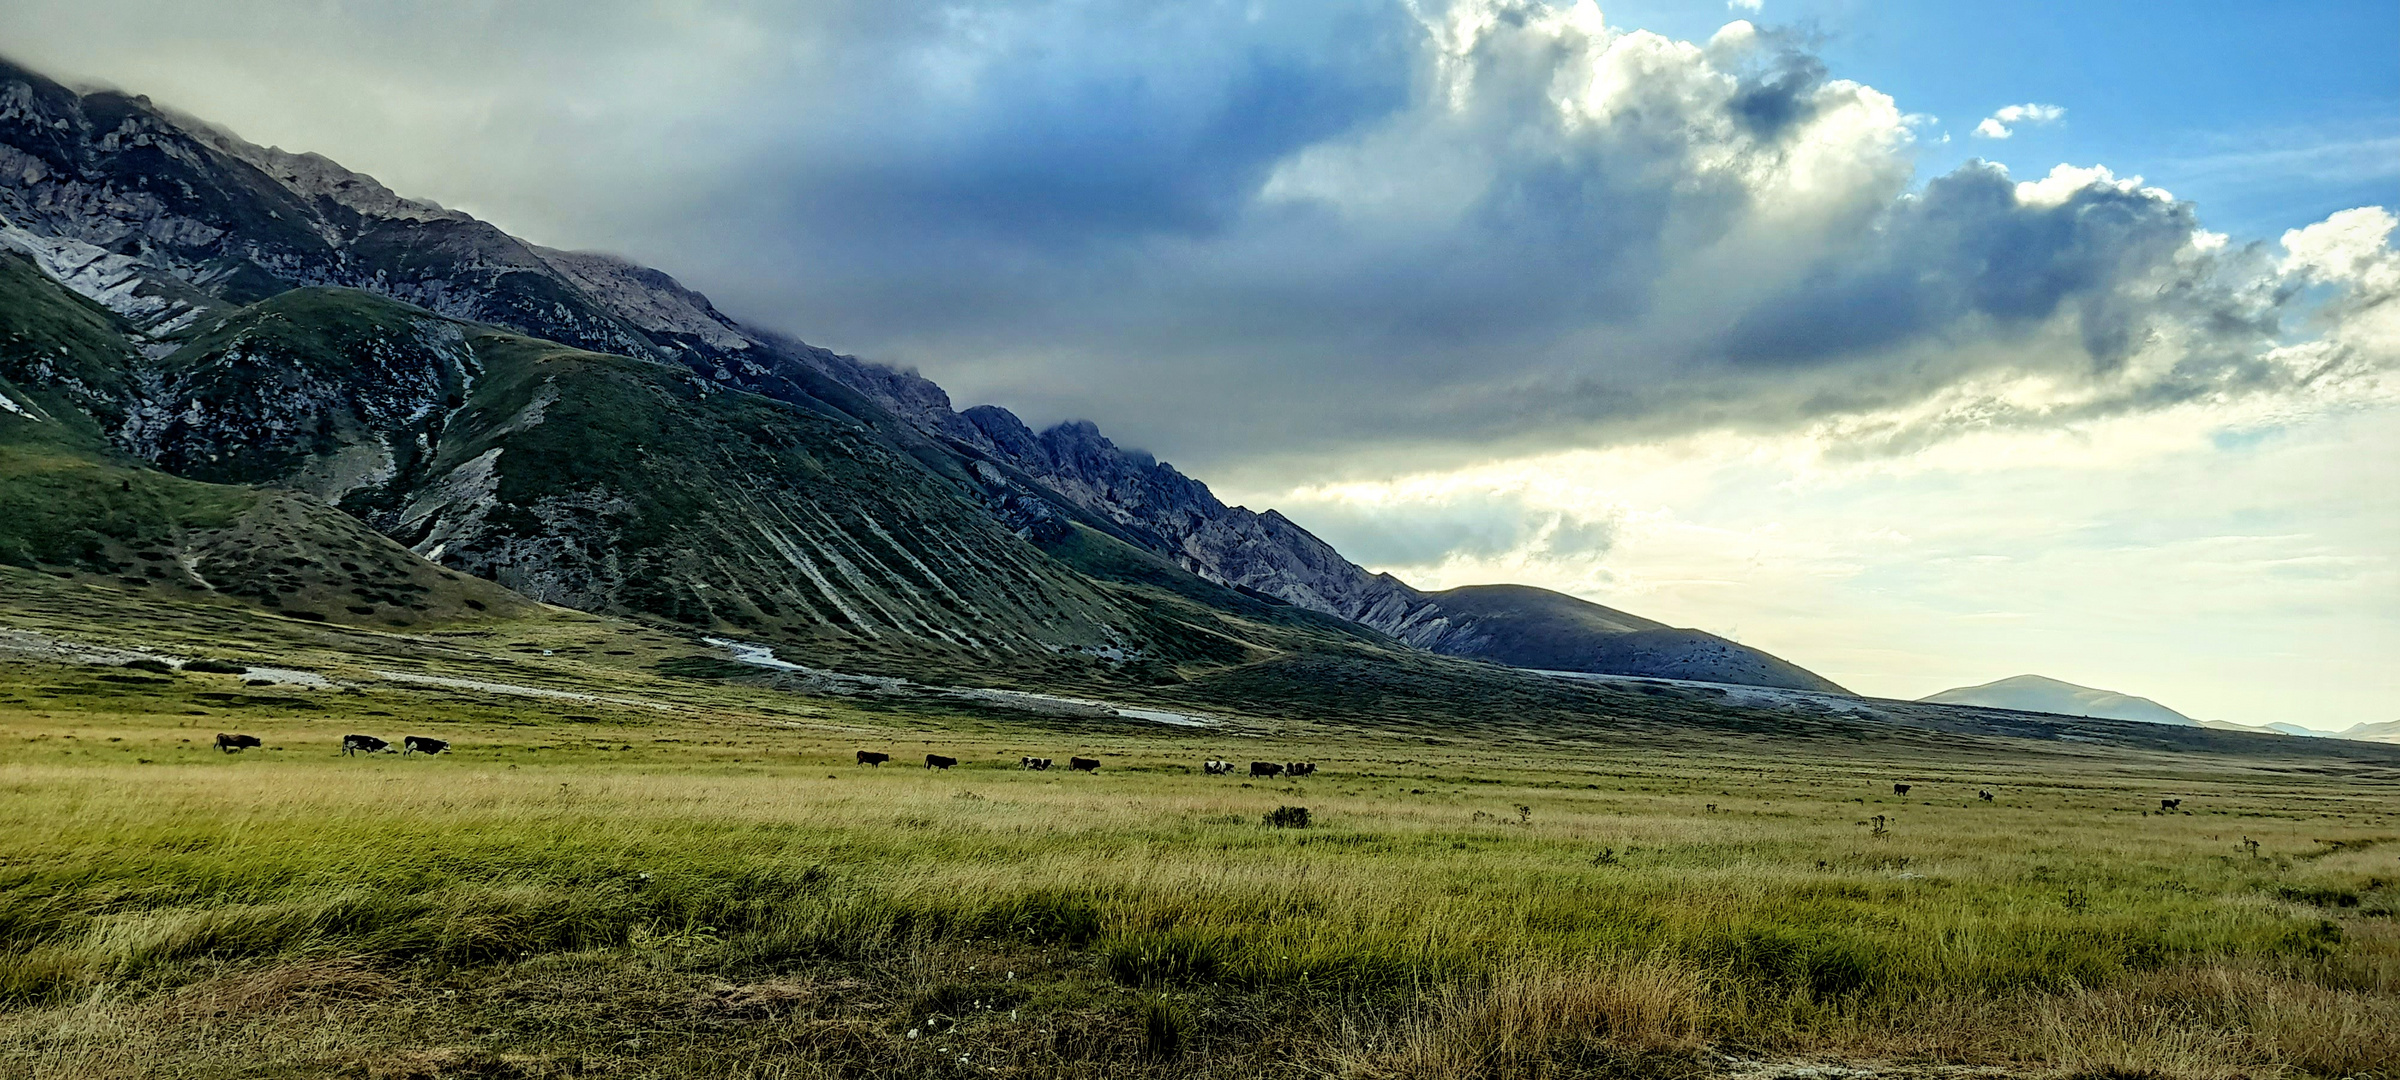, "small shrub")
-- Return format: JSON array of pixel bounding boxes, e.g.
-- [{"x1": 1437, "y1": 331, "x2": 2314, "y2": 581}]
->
[
  {"x1": 119, "y1": 658, "x2": 174, "y2": 674},
  {"x1": 1265, "y1": 806, "x2": 1309, "y2": 828},
  {"x1": 184, "y1": 659, "x2": 248, "y2": 674}
]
